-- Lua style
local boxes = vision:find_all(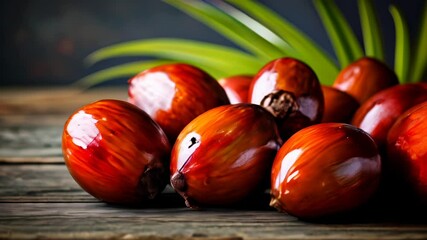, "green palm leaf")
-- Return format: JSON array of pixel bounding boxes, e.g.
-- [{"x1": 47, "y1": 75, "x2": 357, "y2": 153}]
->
[
  {"x1": 358, "y1": 0, "x2": 384, "y2": 60},
  {"x1": 74, "y1": 60, "x2": 175, "y2": 88},
  {"x1": 224, "y1": 0, "x2": 339, "y2": 85},
  {"x1": 164, "y1": 0, "x2": 284, "y2": 60},
  {"x1": 86, "y1": 38, "x2": 263, "y2": 77},
  {"x1": 314, "y1": 0, "x2": 364, "y2": 68},
  {"x1": 410, "y1": 2, "x2": 427, "y2": 82},
  {"x1": 79, "y1": 0, "x2": 425, "y2": 88},
  {"x1": 212, "y1": 1, "x2": 301, "y2": 59},
  {"x1": 390, "y1": 5, "x2": 410, "y2": 83}
]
